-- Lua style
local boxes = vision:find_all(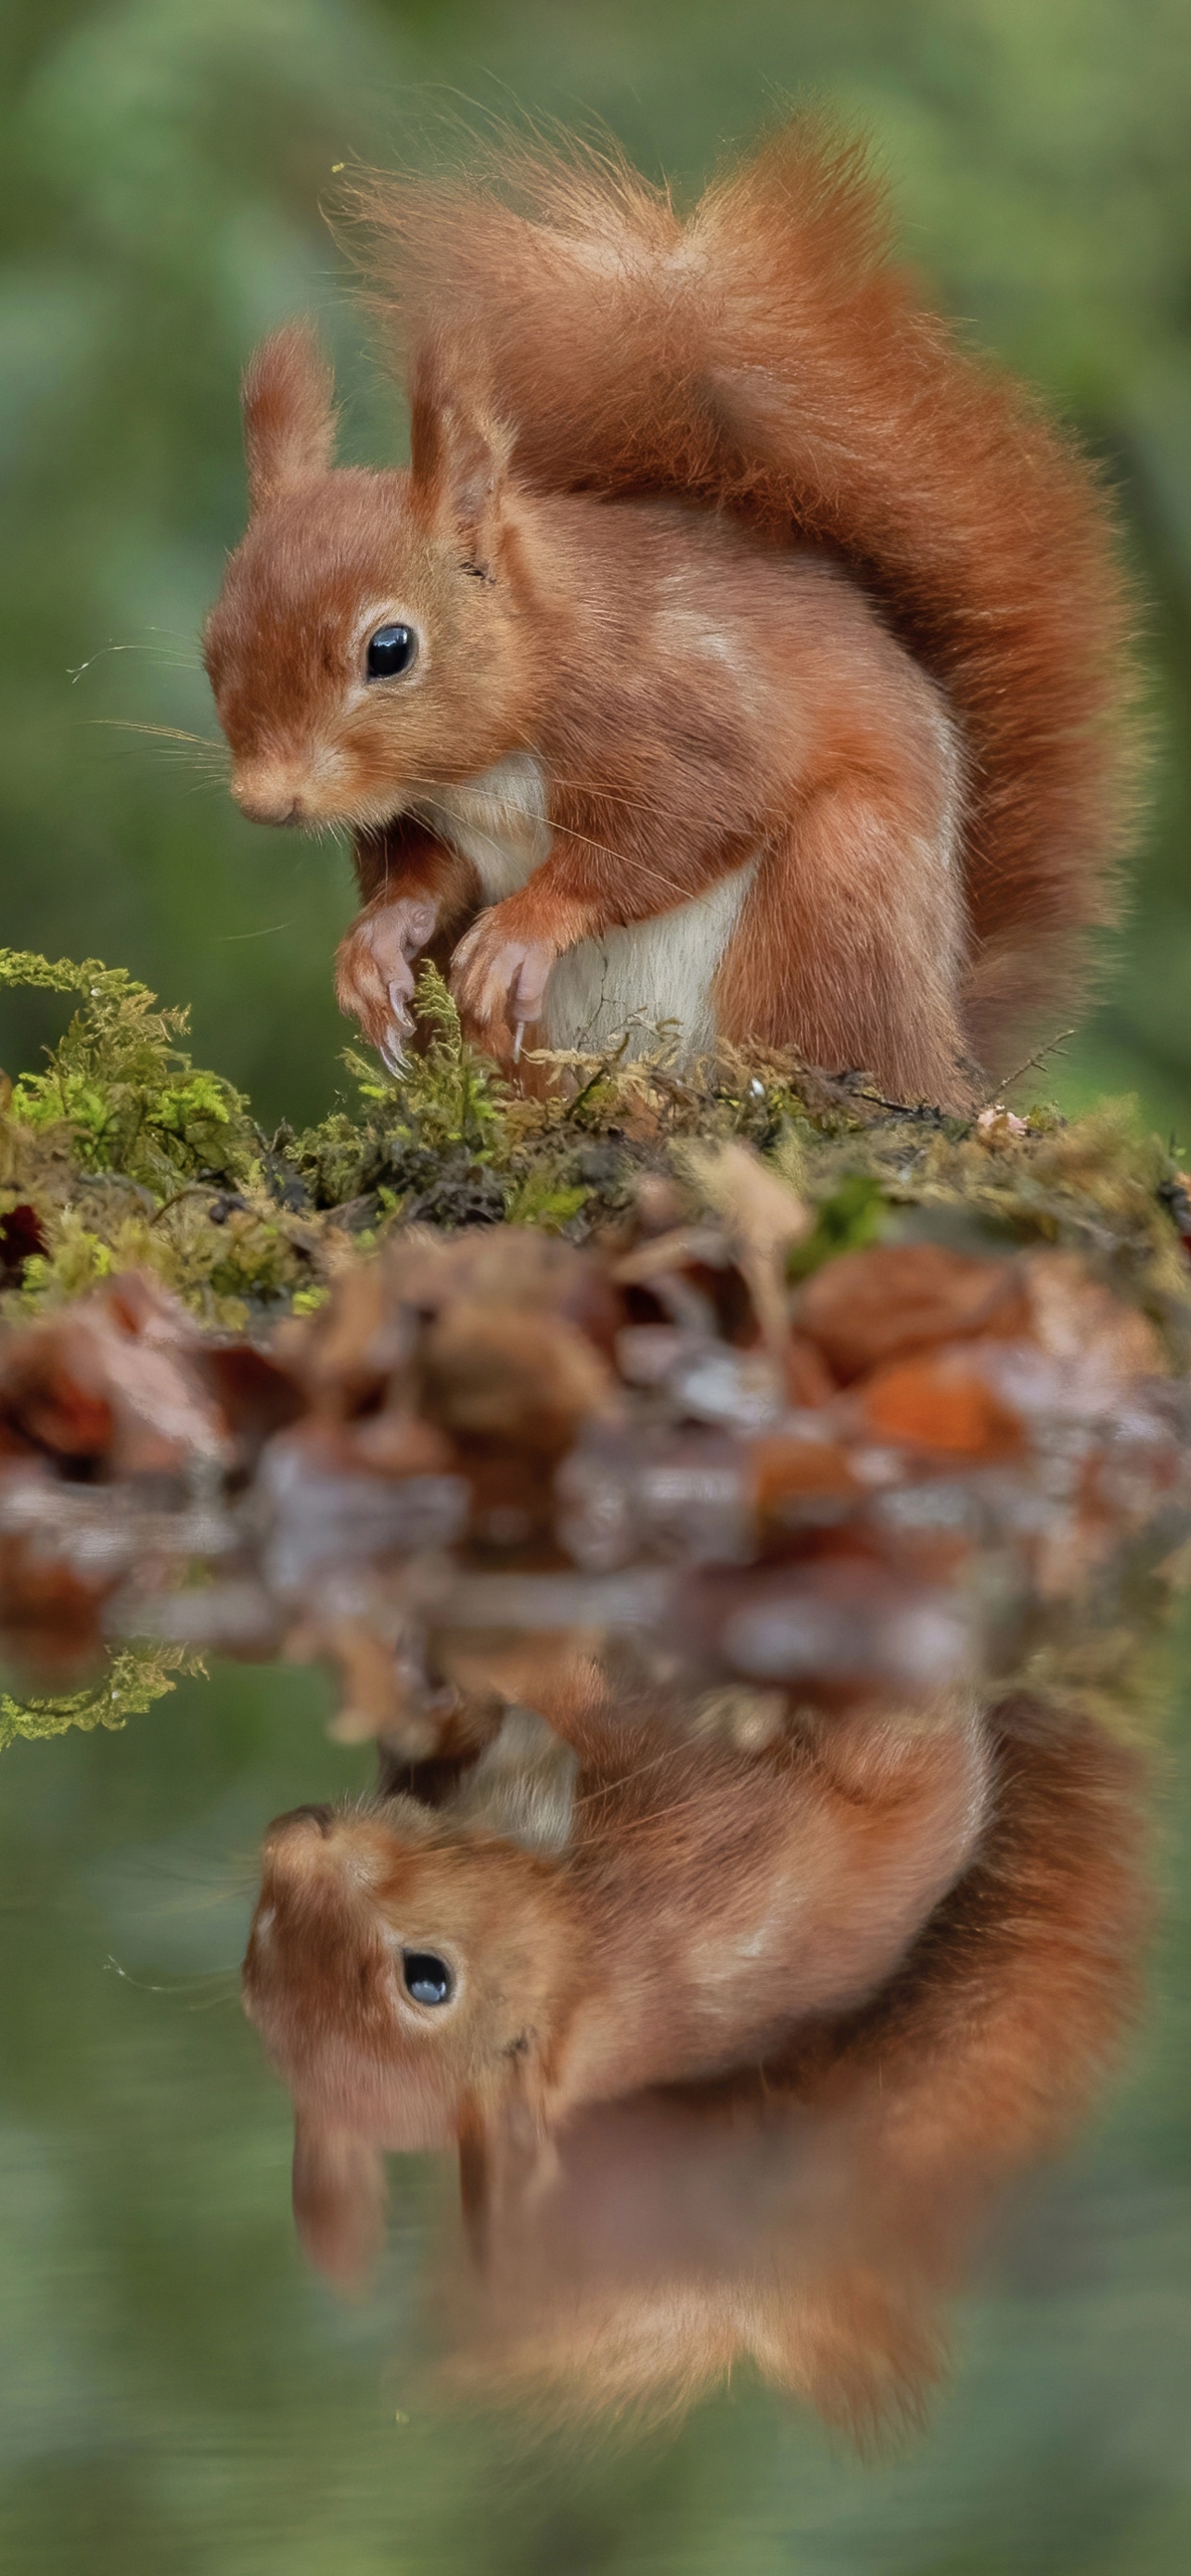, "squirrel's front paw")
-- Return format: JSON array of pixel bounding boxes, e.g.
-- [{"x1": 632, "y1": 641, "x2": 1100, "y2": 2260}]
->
[
  {"x1": 335, "y1": 897, "x2": 439, "y2": 1072},
  {"x1": 450, "y1": 910, "x2": 557, "y2": 1061}
]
